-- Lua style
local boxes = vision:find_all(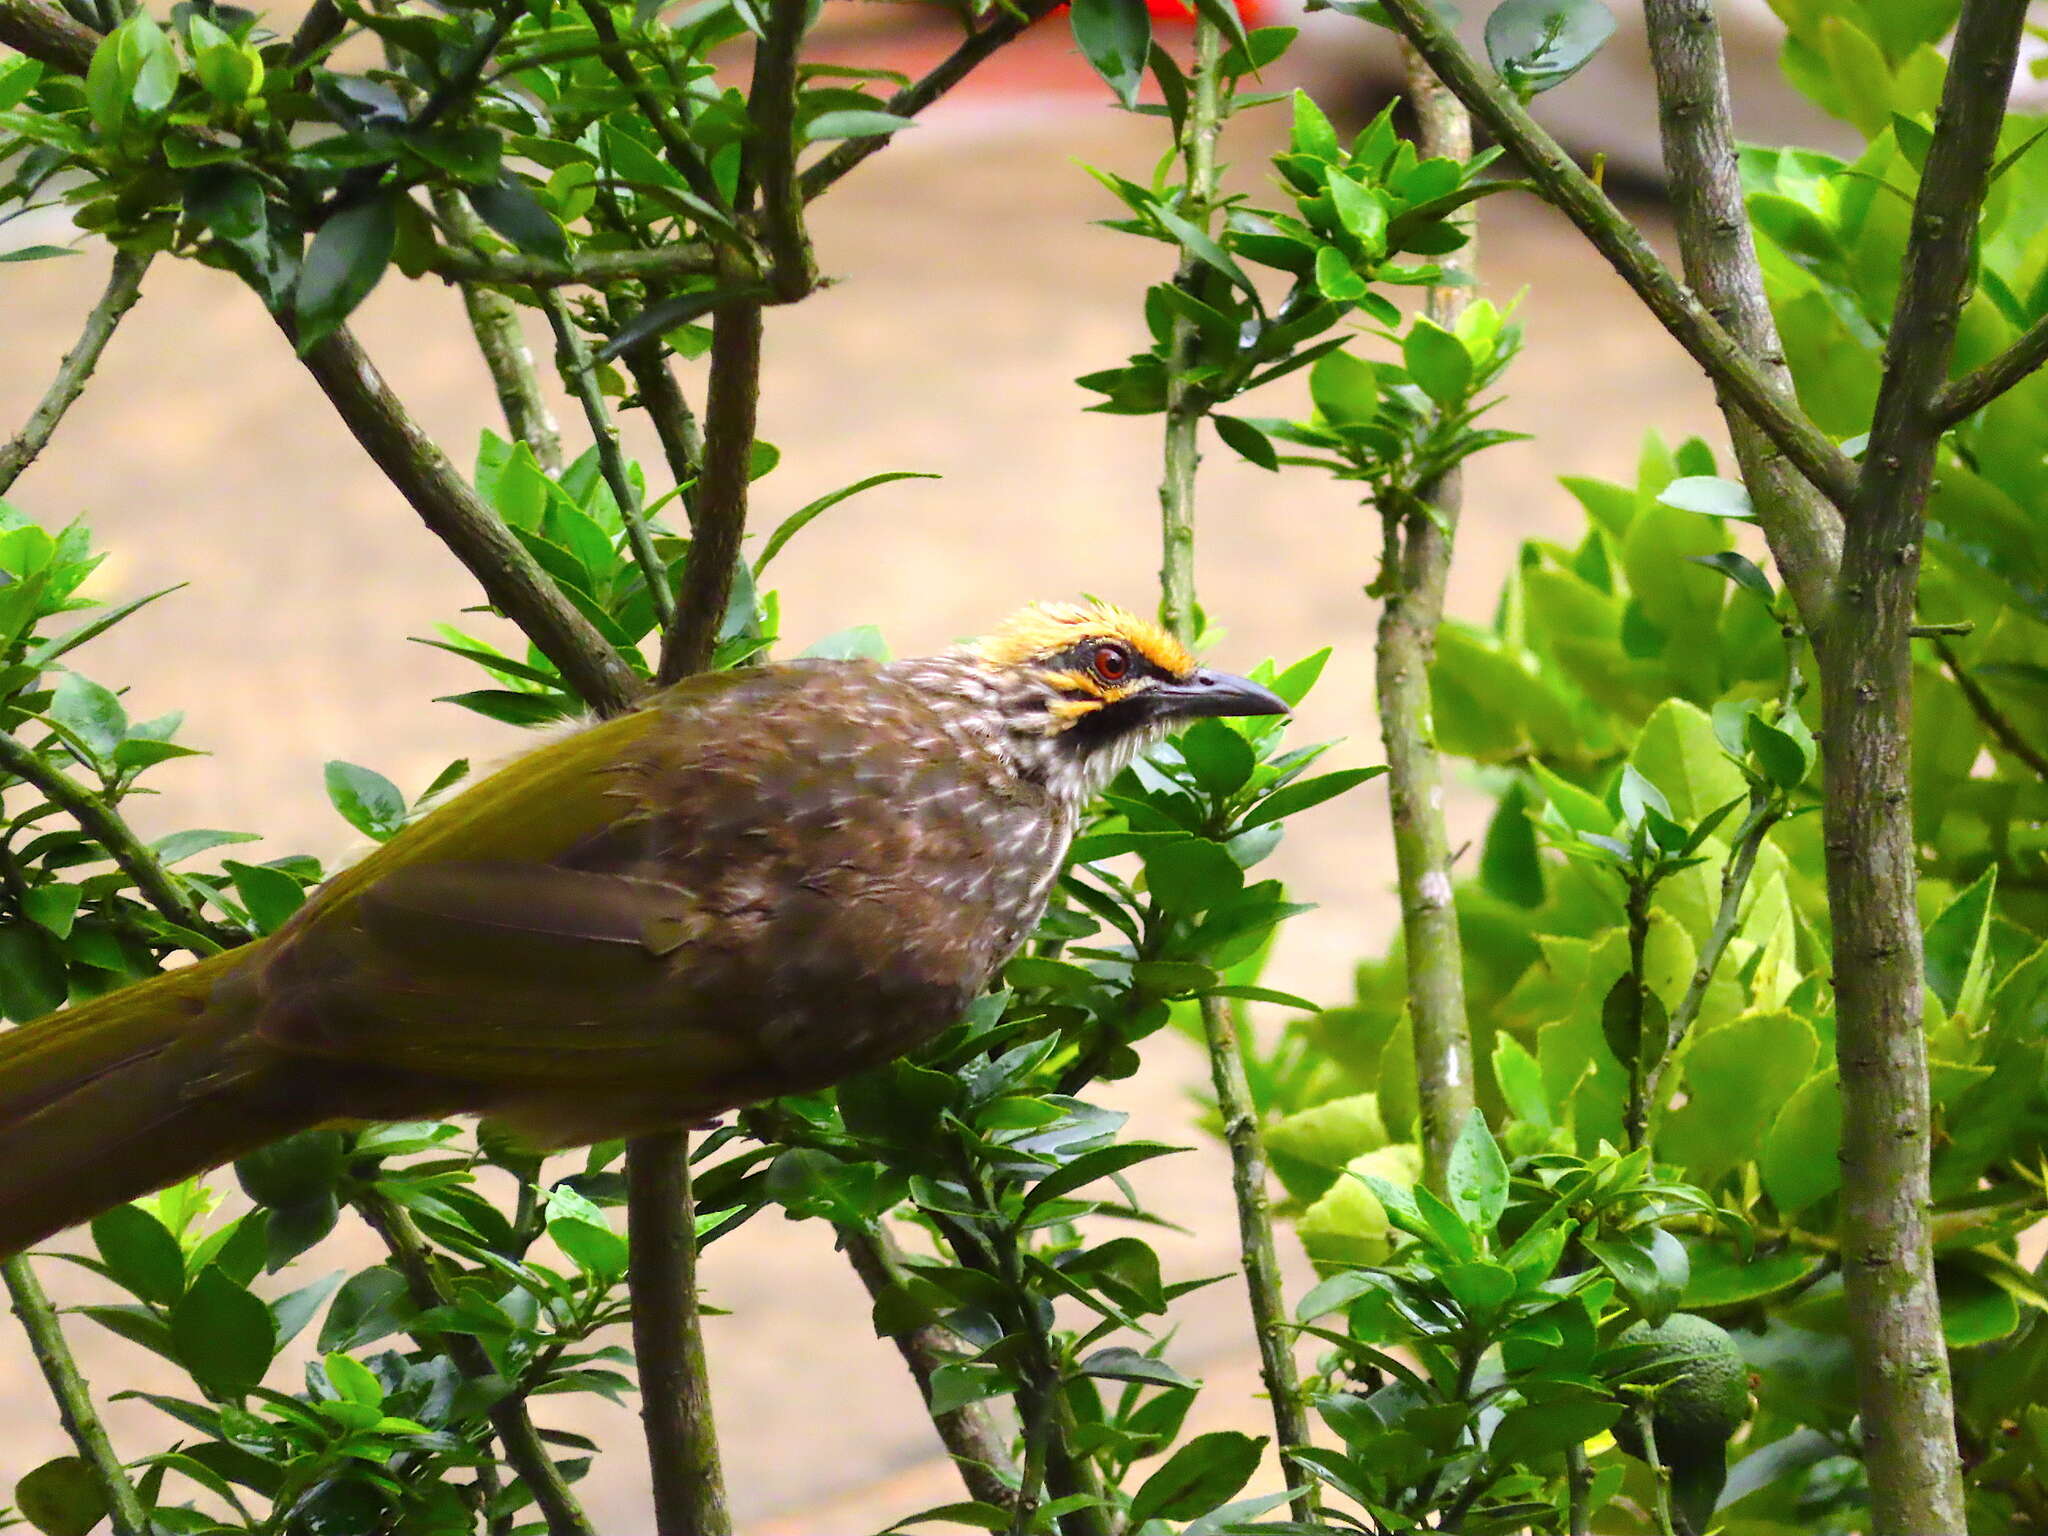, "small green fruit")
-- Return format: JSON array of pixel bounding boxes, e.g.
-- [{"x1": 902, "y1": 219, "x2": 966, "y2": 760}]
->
[{"x1": 1610, "y1": 1312, "x2": 1750, "y2": 1463}]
